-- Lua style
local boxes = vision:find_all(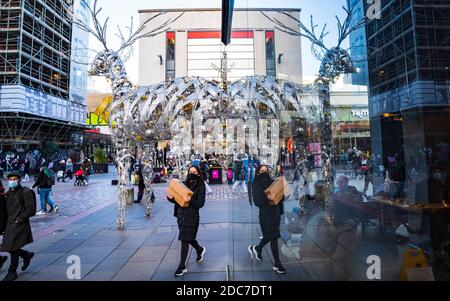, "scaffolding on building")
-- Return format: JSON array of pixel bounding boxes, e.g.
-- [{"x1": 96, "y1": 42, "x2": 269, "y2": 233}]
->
[
  {"x1": 365, "y1": 0, "x2": 450, "y2": 98},
  {"x1": 0, "y1": 0, "x2": 74, "y2": 99}
]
